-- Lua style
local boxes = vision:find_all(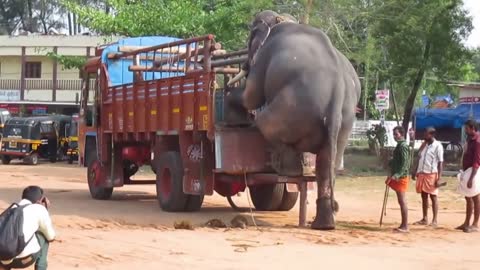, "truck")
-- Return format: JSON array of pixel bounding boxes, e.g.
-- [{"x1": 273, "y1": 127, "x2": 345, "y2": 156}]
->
[{"x1": 77, "y1": 35, "x2": 315, "y2": 226}]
